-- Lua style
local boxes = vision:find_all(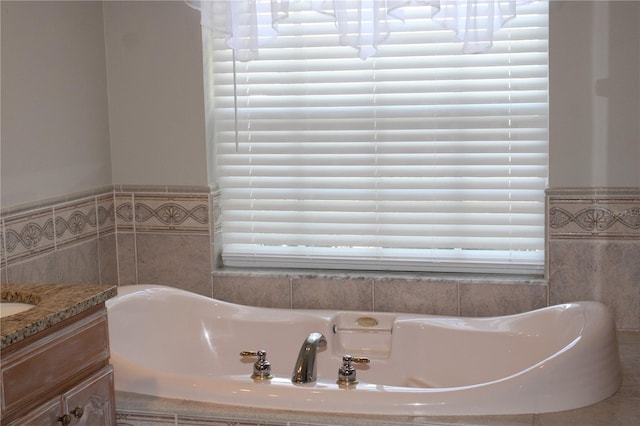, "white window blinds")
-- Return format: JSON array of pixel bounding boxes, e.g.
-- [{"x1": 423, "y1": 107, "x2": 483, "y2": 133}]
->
[{"x1": 206, "y1": 1, "x2": 548, "y2": 274}]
